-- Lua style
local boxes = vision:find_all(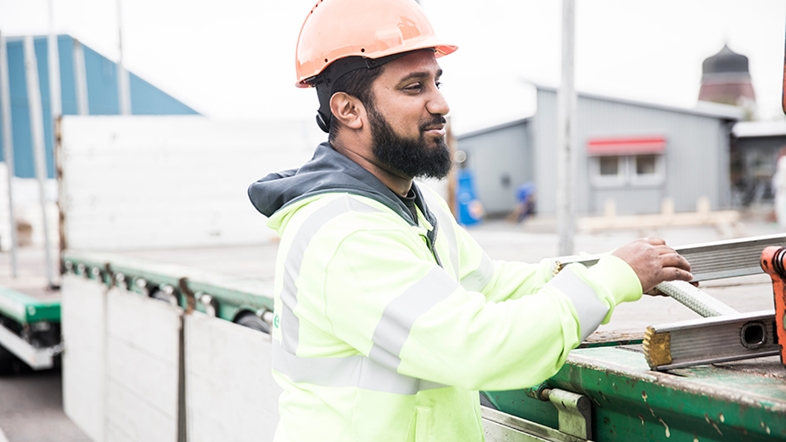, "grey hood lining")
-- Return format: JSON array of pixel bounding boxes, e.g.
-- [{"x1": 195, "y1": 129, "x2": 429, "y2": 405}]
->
[{"x1": 247, "y1": 142, "x2": 439, "y2": 230}]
